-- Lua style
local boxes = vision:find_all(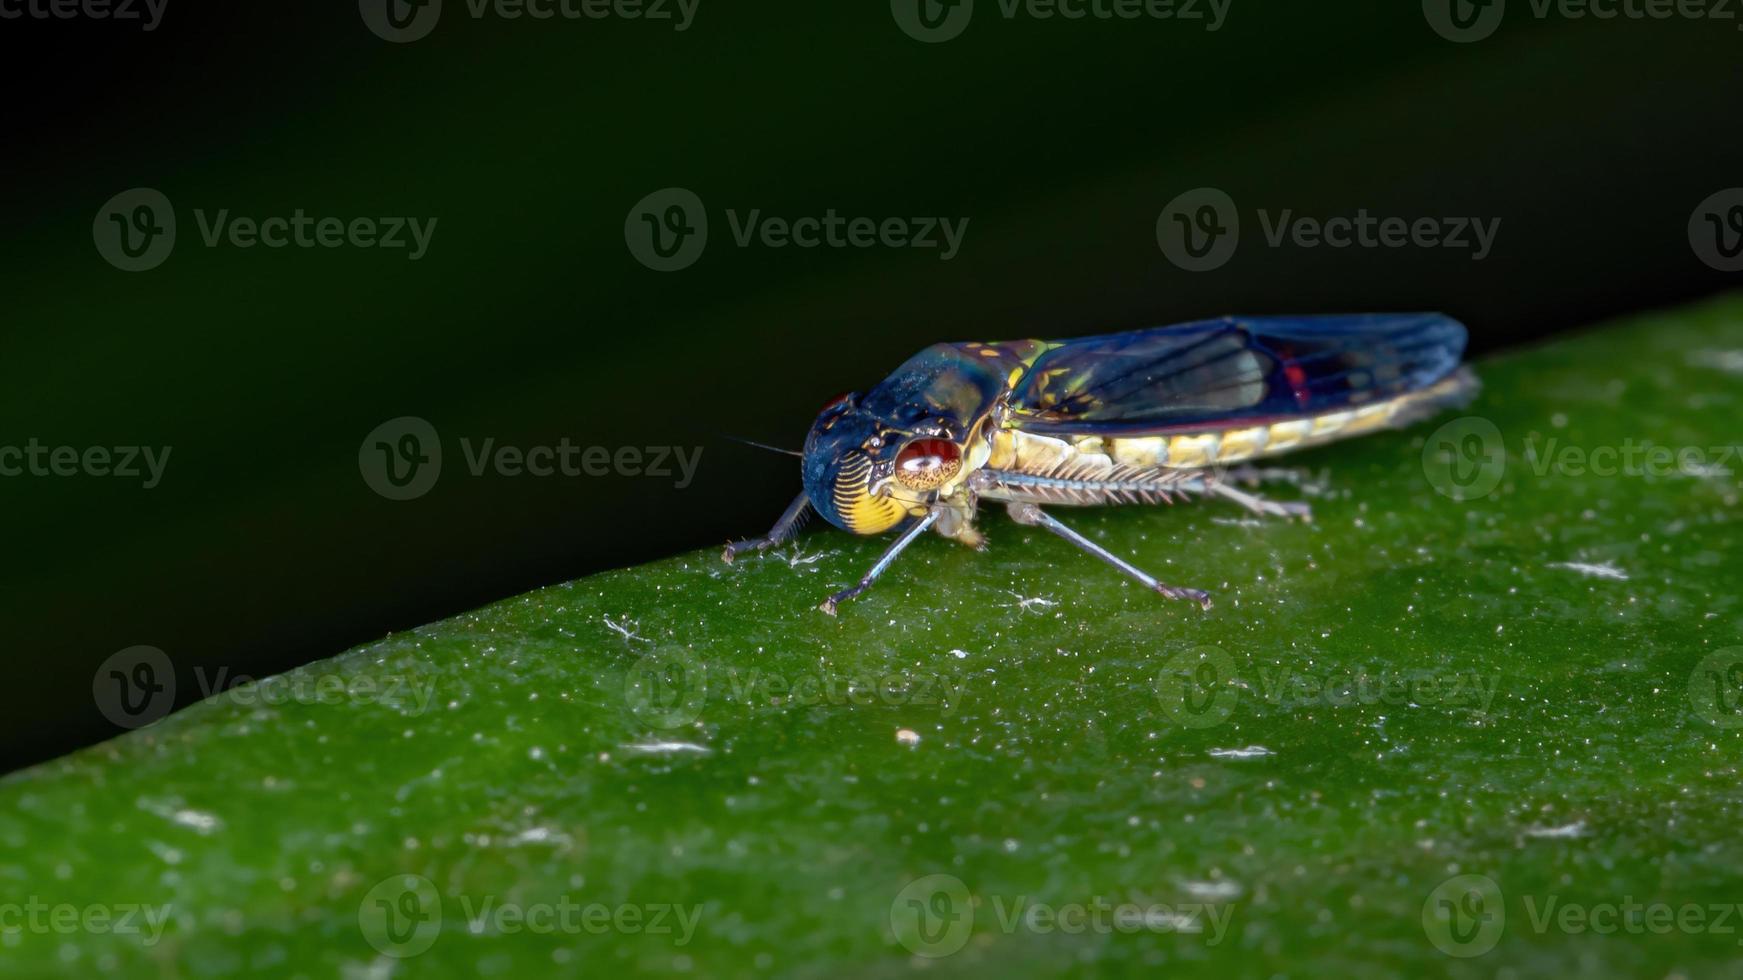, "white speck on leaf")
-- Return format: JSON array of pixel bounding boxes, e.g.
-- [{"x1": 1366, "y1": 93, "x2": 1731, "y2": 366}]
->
[
  {"x1": 1182, "y1": 879, "x2": 1243, "y2": 900},
  {"x1": 1207, "y1": 746, "x2": 1273, "y2": 760},
  {"x1": 1688, "y1": 349, "x2": 1743, "y2": 375},
  {"x1": 603, "y1": 615, "x2": 647, "y2": 644},
  {"x1": 1548, "y1": 560, "x2": 1629, "y2": 581},
  {"x1": 138, "y1": 798, "x2": 223, "y2": 836},
  {"x1": 620, "y1": 741, "x2": 711, "y2": 755},
  {"x1": 1525, "y1": 820, "x2": 1587, "y2": 839},
  {"x1": 1001, "y1": 590, "x2": 1059, "y2": 613}
]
